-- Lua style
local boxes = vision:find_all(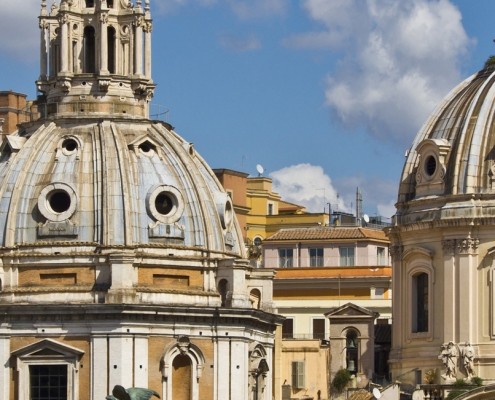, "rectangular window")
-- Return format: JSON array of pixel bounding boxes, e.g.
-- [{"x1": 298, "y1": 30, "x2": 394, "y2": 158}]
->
[
  {"x1": 282, "y1": 318, "x2": 294, "y2": 339},
  {"x1": 339, "y1": 247, "x2": 355, "y2": 266},
  {"x1": 291, "y1": 361, "x2": 305, "y2": 388},
  {"x1": 309, "y1": 248, "x2": 324, "y2": 267},
  {"x1": 278, "y1": 248, "x2": 294, "y2": 268},
  {"x1": 30, "y1": 364, "x2": 68, "y2": 400},
  {"x1": 413, "y1": 272, "x2": 429, "y2": 333},
  {"x1": 312, "y1": 318, "x2": 325, "y2": 339},
  {"x1": 268, "y1": 203, "x2": 274, "y2": 215},
  {"x1": 377, "y1": 247, "x2": 386, "y2": 265}
]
